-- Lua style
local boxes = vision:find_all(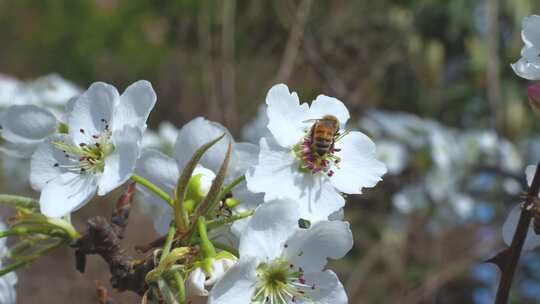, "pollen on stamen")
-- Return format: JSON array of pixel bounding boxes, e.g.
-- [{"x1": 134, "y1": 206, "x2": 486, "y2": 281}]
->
[{"x1": 294, "y1": 135, "x2": 341, "y2": 176}]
